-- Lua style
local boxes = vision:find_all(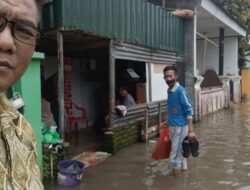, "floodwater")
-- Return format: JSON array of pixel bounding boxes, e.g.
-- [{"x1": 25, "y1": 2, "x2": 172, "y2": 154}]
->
[{"x1": 45, "y1": 102, "x2": 250, "y2": 190}]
